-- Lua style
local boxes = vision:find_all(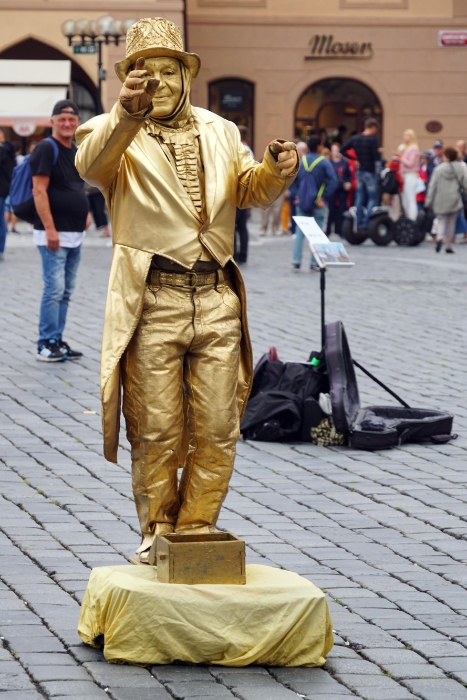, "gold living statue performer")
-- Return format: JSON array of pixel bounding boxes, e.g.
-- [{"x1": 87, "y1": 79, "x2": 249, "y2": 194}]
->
[{"x1": 75, "y1": 18, "x2": 298, "y2": 563}]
